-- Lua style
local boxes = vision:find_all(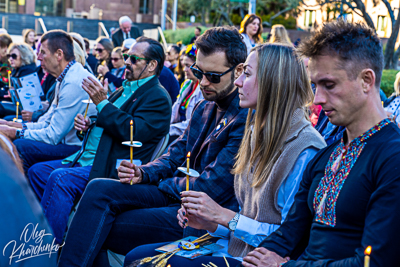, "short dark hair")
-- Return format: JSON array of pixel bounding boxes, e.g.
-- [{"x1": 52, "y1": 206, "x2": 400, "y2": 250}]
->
[
  {"x1": 195, "y1": 26, "x2": 247, "y2": 68},
  {"x1": 195, "y1": 27, "x2": 201, "y2": 32},
  {"x1": 136, "y1": 36, "x2": 165, "y2": 76},
  {"x1": 0, "y1": 33, "x2": 12, "y2": 48},
  {"x1": 41, "y1": 30, "x2": 75, "y2": 61},
  {"x1": 298, "y1": 20, "x2": 383, "y2": 87}
]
